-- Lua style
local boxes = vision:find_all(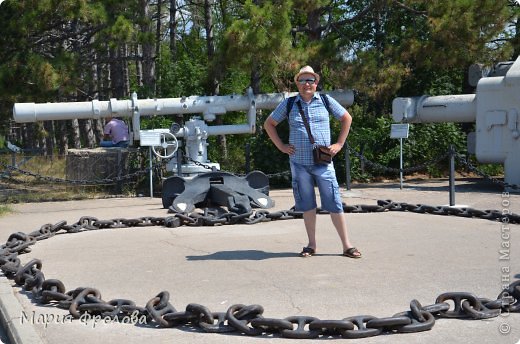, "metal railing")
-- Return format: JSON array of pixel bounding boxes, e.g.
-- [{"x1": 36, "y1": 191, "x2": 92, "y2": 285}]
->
[{"x1": 1, "y1": 144, "x2": 518, "y2": 201}]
